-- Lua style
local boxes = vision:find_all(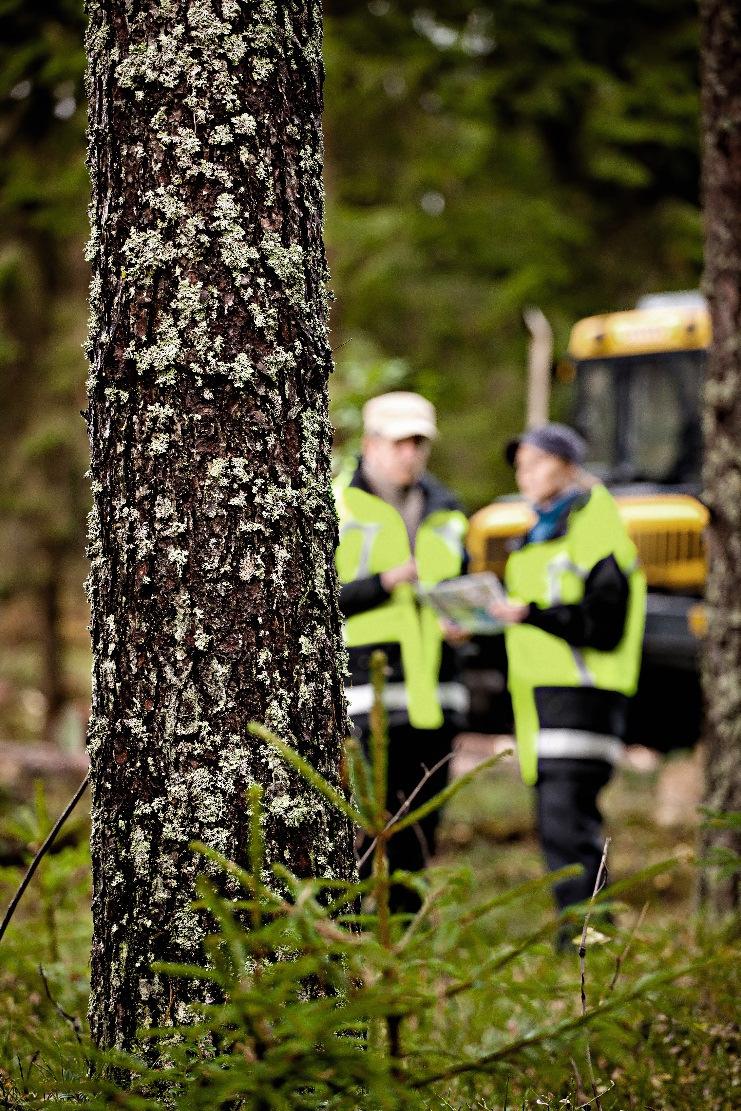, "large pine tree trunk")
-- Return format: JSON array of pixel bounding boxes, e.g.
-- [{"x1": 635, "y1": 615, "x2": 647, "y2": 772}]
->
[
  {"x1": 85, "y1": 0, "x2": 353, "y2": 1049},
  {"x1": 699, "y1": 0, "x2": 741, "y2": 916}
]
